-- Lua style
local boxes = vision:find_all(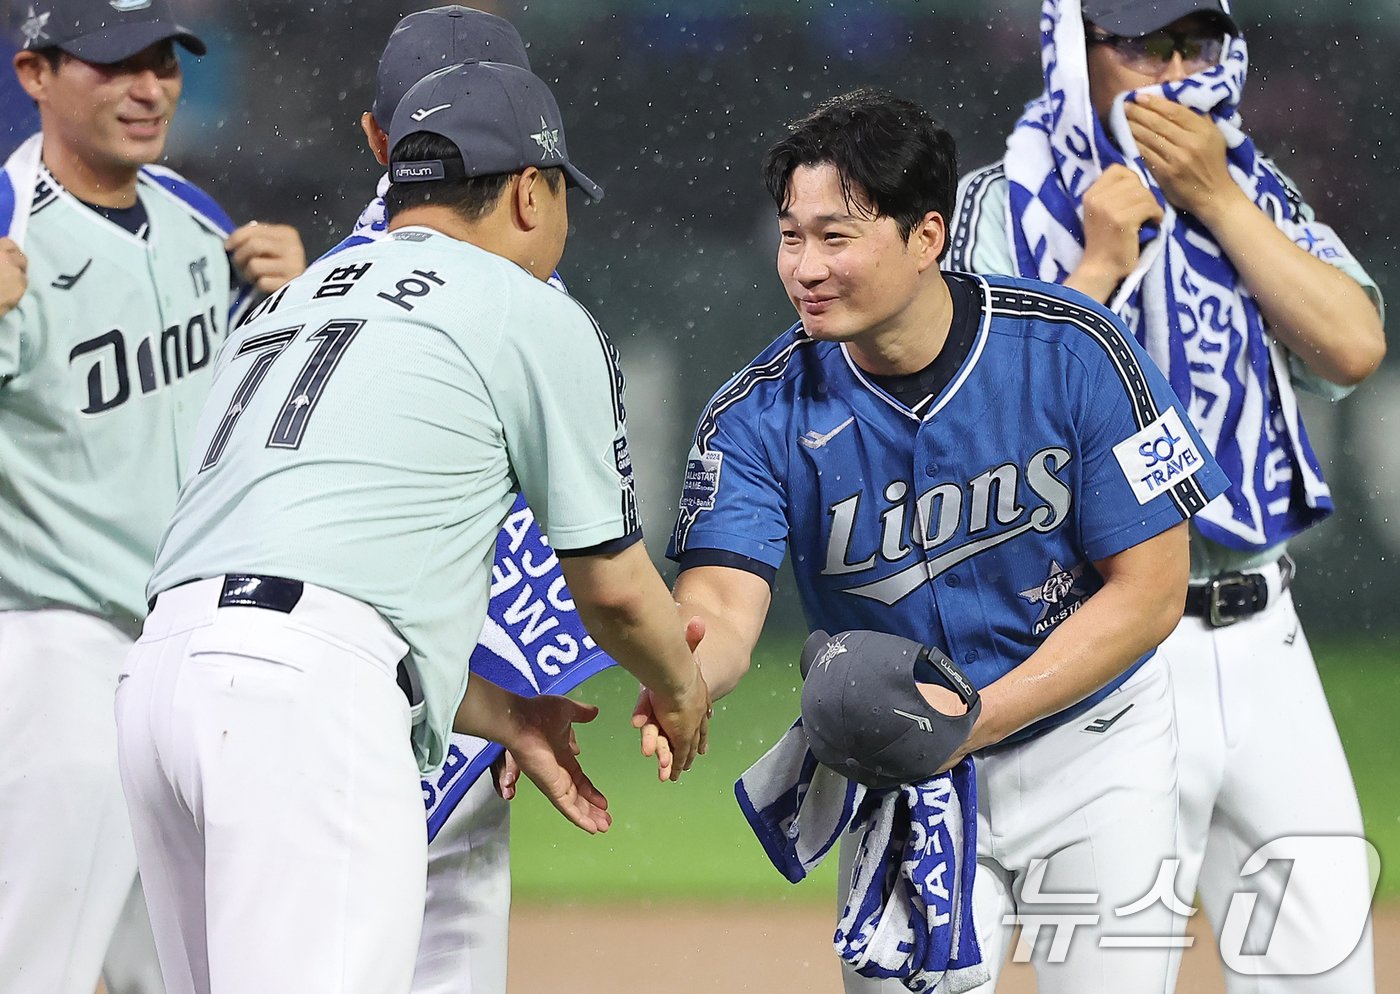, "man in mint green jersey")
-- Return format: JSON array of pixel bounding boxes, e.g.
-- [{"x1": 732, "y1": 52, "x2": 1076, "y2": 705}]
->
[
  {"x1": 0, "y1": 2, "x2": 306, "y2": 993},
  {"x1": 117, "y1": 60, "x2": 711, "y2": 994}
]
